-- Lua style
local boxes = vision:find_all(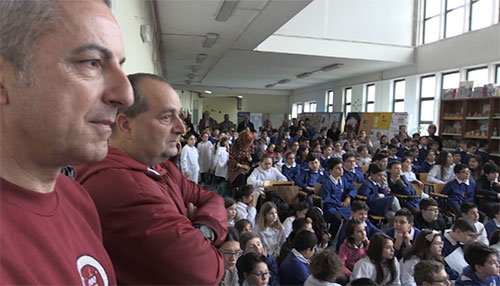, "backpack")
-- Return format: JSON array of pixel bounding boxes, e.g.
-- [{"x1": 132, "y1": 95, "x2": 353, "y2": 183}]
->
[{"x1": 258, "y1": 191, "x2": 292, "y2": 222}]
